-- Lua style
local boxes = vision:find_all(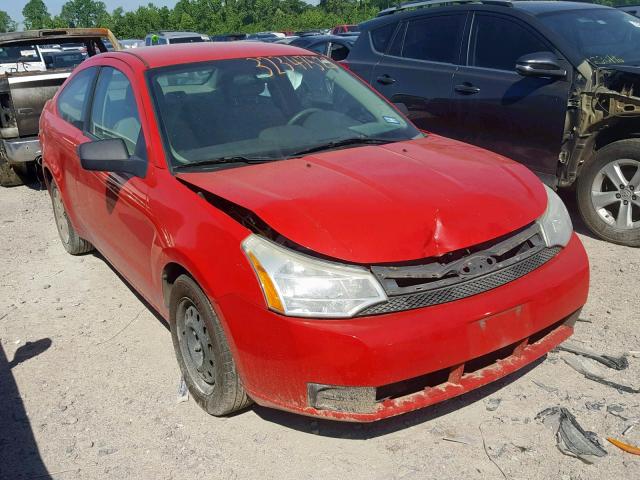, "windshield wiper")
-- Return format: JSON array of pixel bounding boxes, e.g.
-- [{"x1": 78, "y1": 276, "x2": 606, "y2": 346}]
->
[
  {"x1": 173, "y1": 156, "x2": 271, "y2": 171},
  {"x1": 286, "y1": 137, "x2": 393, "y2": 158}
]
